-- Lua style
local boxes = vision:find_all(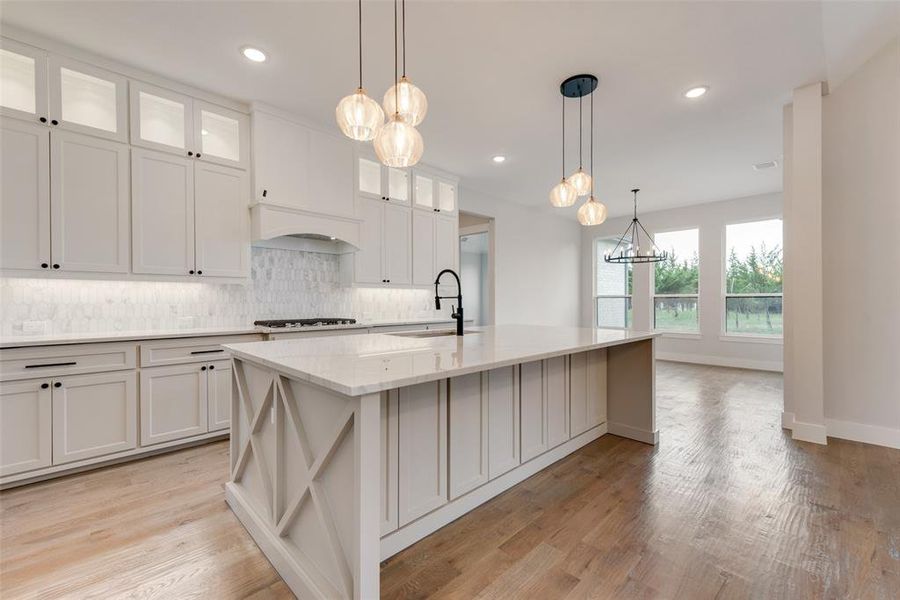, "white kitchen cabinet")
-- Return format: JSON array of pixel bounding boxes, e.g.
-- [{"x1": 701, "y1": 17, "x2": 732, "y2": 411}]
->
[
  {"x1": 193, "y1": 99, "x2": 249, "y2": 170},
  {"x1": 194, "y1": 162, "x2": 250, "y2": 278},
  {"x1": 0, "y1": 38, "x2": 48, "y2": 122},
  {"x1": 488, "y1": 366, "x2": 520, "y2": 479},
  {"x1": 49, "y1": 56, "x2": 128, "y2": 142},
  {"x1": 207, "y1": 359, "x2": 233, "y2": 432},
  {"x1": 398, "y1": 379, "x2": 448, "y2": 526},
  {"x1": 383, "y1": 203, "x2": 412, "y2": 285},
  {"x1": 448, "y1": 372, "x2": 489, "y2": 499},
  {"x1": 436, "y1": 178, "x2": 458, "y2": 215},
  {"x1": 140, "y1": 362, "x2": 208, "y2": 446},
  {"x1": 307, "y1": 128, "x2": 355, "y2": 215},
  {"x1": 132, "y1": 147, "x2": 248, "y2": 278},
  {"x1": 354, "y1": 198, "x2": 385, "y2": 285},
  {"x1": 570, "y1": 349, "x2": 607, "y2": 437},
  {"x1": 546, "y1": 356, "x2": 569, "y2": 449},
  {"x1": 411, "y1": 210, "x2": 436, "y2": 285},
  {"x1": 130, "y1": 80, "x2": 193, "y2": 155},
  {"x1": 0, "y1": 379, "x2": 52, "y2": 477},
  {"x1": 0, "y1": 118, "x2": 50, "y2": 271},
  {"x1": 52, "y1": 370, "x2": 137, "y2": 464},
  {"x1": 357, "y1": 154, "x2": 410, "y2": 205},
  {"x1": 434, "y1": 214, "x2": 459, "y2": 275},
  {"x1": 381, "y1": 391, "x2": 399, "y2": 536},
  {"x1": 50, "y1": 130, "x2": 130, "y2": 273},
  {"x1": 132, "y1": 147, "x2": 195, "y2": 276},
  {"x1": 413, "y1": 172, "x2": 434, "y2": 211},
  {"x1": 520, "y1": 360, "x2": 548, "y2": 462}
]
